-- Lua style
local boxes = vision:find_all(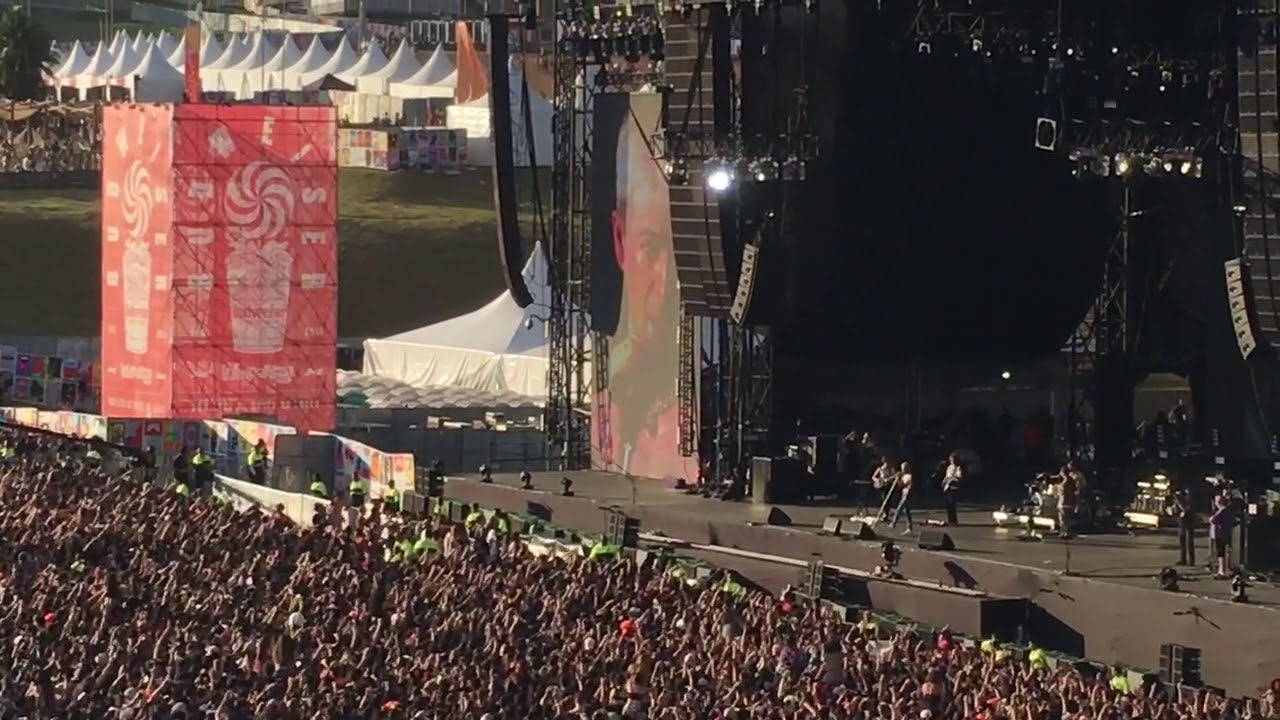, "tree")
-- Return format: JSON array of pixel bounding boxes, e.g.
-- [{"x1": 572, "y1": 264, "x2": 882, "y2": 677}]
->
[{"x1": 0, "y1": 8, "x2": 55, "y2": 101}]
